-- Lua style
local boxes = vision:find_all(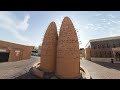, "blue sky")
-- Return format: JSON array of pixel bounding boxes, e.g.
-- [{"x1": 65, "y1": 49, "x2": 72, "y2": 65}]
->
[{"x1": 0, "y1": 11, "x2": 120, "y2": 48}]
